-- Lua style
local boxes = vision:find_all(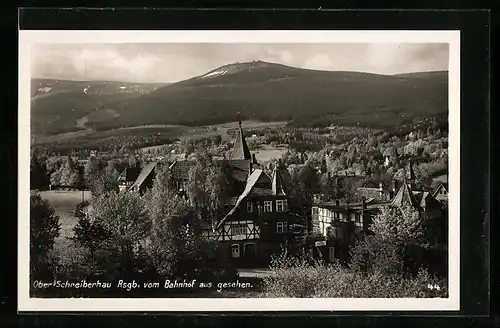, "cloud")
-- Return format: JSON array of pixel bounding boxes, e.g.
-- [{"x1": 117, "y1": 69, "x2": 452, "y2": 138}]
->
[
  {"x1": 303, "y1": 54, "x2": 333, "y2": 70},
  {"x1": 32, "y1": 45, "x2": 166, "y2": 82},
  {"x1": 365, "y1": 43, "x2": 448, "y2": 74},
  {"x1": 31, "y1": 43, "x2": 449, "y2": 82},
  {"x1": 279, "y1": 51, "x2": 295, "y2": 65},
  {"x1": 75, "y1": 49, "x2": 161, "y2": 80}
]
